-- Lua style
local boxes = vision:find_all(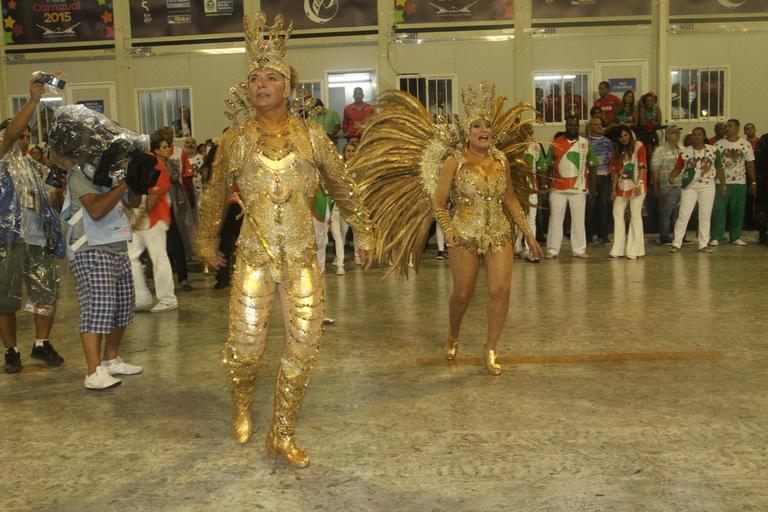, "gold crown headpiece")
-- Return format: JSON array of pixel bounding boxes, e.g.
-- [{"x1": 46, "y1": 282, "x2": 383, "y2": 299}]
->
[
  {"x1": 244, "y1": 12, "x2": 293, "y2": 97},
  {"x1": 460, "y1": 82, "x2": 496, "y2": 133}
]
